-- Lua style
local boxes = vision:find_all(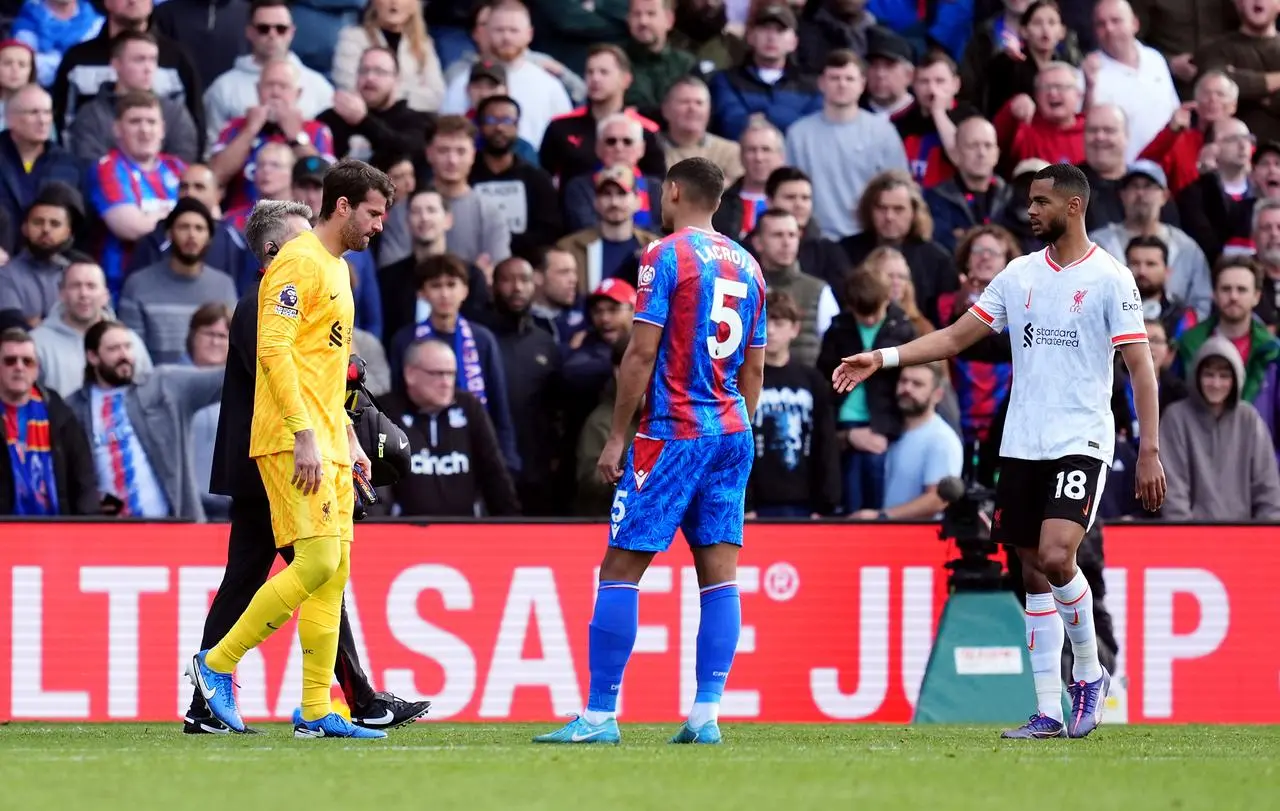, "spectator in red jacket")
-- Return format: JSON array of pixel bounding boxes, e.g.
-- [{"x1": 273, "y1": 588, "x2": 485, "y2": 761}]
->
[
  {"x1": 1140, "y1": 69, "x2": 1240, "y2": 195},
  {"x1": 993, "y1": 60, "x2": 1086, "y2": 173}
]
